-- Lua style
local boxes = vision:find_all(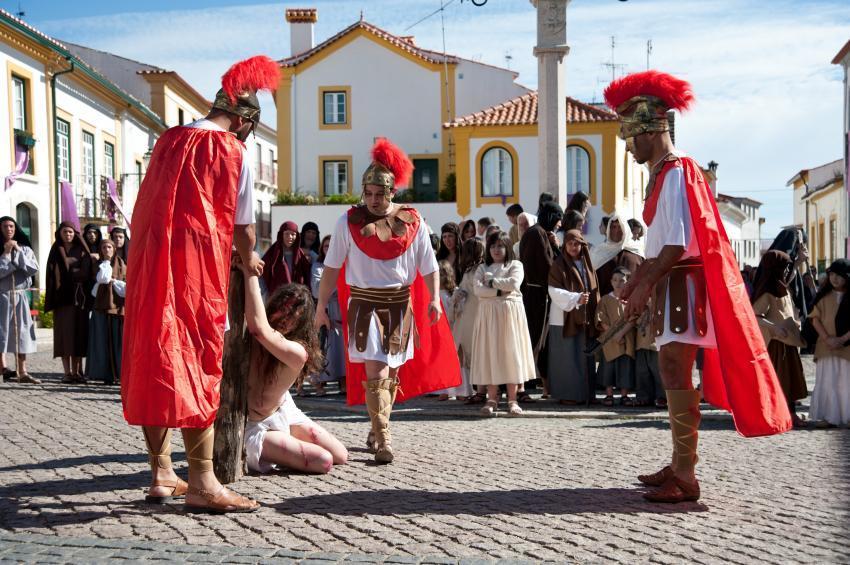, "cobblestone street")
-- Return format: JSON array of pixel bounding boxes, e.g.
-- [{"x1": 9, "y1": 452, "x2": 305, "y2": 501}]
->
[{"x1": 0, "y1": 341, "x2": 847, "y2": 563}]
